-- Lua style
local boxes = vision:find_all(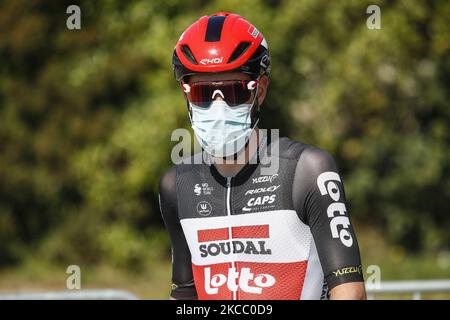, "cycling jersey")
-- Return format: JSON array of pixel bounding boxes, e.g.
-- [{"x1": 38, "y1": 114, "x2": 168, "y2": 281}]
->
[{"x1": 159, "y1": 132, "x2": 364, "y2": 300}]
